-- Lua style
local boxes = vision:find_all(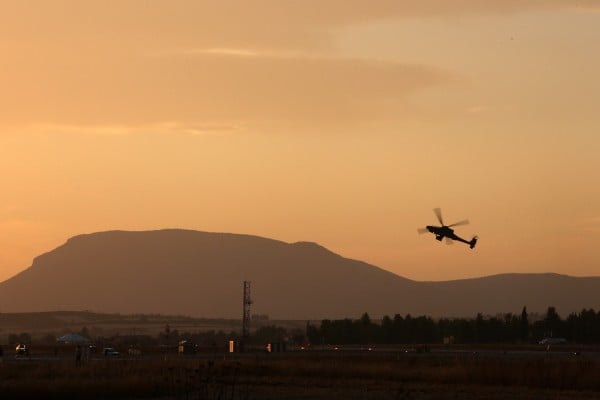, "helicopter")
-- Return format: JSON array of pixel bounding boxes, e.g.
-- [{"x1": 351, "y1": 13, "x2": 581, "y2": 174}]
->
[{"x1": 418, "y1": 208, "x2": 478, "y2": 249}]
